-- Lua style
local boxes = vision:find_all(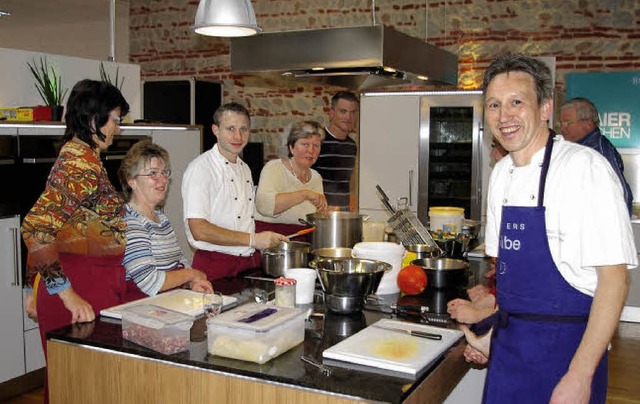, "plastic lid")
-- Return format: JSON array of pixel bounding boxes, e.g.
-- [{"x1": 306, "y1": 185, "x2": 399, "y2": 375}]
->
[
  {"x1": 429, "y1": 206, "x2": 465, "y2": 214},
  {"x1": 274, "y1": 277, "x2": 297, "y2": 286},
  {"x1": 207, "y1": 303, "x2": 304, "y2": 332},
  {"x1": 121, "y1": 304, "x2": 195, "y2": 330}
]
